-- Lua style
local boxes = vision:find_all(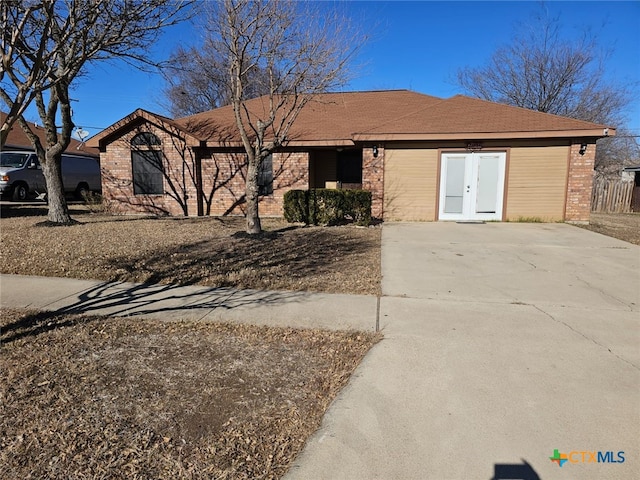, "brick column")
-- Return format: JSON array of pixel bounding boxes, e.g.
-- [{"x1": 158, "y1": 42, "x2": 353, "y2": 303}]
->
[
  {"x1": 362, "y1": 145, "x2": 384, "y2": 219},
  {"x1": 565, "y1": 141, "x2": 596, "y2": 223}
]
